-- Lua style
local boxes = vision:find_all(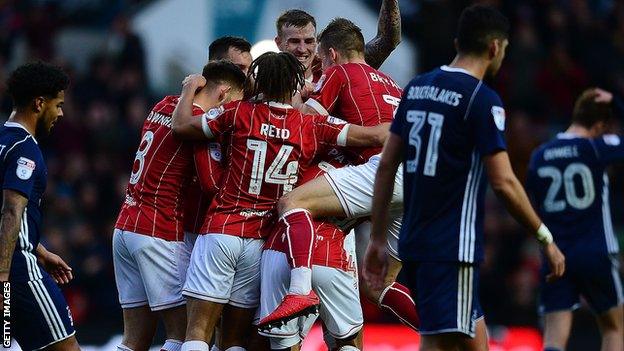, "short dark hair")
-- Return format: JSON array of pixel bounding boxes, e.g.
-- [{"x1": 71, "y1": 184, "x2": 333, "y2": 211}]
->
[
  {"x1": 276, "y1": 9, "x2": 316, "y2": 37},
  {"x1": 208, "y1": 36, "x2": 251, "y2": 61},
  {"x1": 202, "y1": 60, "x2": 247, "y2": 91},
  {"x1": 247, "y1": 52, "x2": 305, "y2": 103},
  {"x1": 7, "y1": 61, "x2": 69, "y2": 108},
  {"x1": 572, "y1": 89, "x2": 613, "y2": 128},
  {"x1": 318, "y1": 18, "x2": 365, "y2": 58},
  {"x1": 456, "y1": 5, "x2": 510, "y2": 55}
]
